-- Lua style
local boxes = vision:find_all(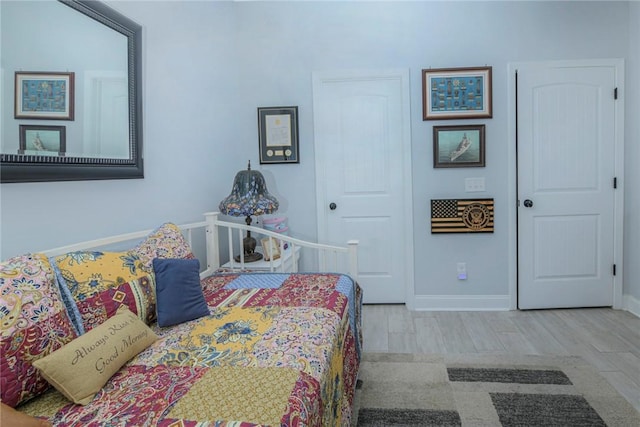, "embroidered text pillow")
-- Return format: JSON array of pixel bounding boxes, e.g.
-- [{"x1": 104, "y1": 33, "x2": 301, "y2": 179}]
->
[{"x1": 33, "y1": 307, "x2": 157, "y2": 405}]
